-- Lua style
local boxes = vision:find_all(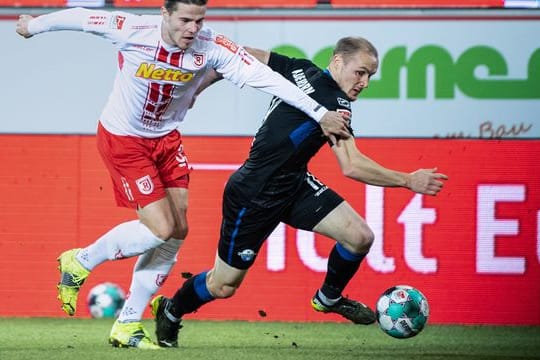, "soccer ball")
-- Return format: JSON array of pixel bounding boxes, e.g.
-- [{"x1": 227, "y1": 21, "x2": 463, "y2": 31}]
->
[
  {"x1": 87, "y1": 282, "x2": 125, "y2": 318},
  {"x1": 375, "y1": 285, "x2": 429, "y2": 339}
]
